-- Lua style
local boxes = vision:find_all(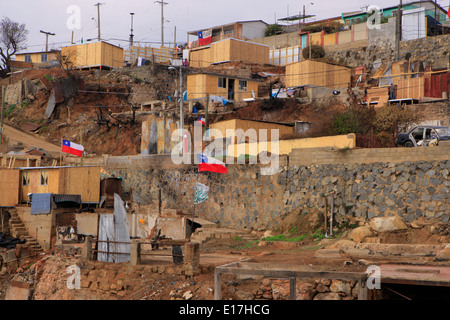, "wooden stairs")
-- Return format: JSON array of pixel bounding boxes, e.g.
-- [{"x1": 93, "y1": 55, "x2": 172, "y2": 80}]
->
[{"x1": 9, "y1": 211, "x2": 44, "y2": 255}]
